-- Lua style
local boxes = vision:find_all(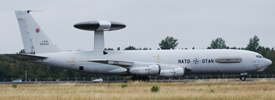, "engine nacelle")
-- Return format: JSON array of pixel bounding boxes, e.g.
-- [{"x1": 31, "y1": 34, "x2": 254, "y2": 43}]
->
[
  {"x1": 158, "y1": 68, "x2": 185, "y2": 77},
  {"x1": 129, "y1": 65, "x2": 160, "y2": 75},
  {"x1": 129, "y1": 64, "x2": 186, "y2": 77}
]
